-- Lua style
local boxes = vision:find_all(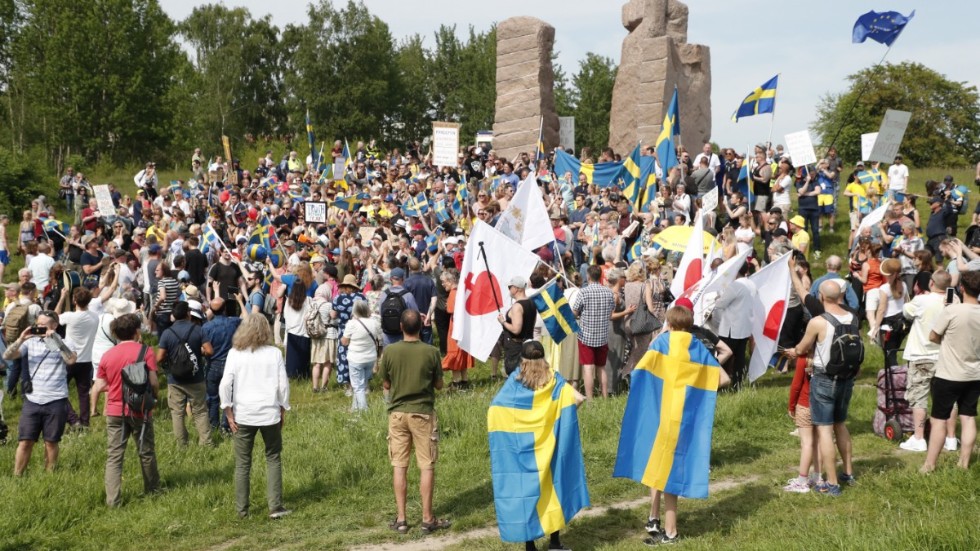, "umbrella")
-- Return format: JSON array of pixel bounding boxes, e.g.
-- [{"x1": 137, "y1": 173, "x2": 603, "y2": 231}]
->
[{"x1": 652, "y1": 225, "x2": 720, "y2": 253}]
